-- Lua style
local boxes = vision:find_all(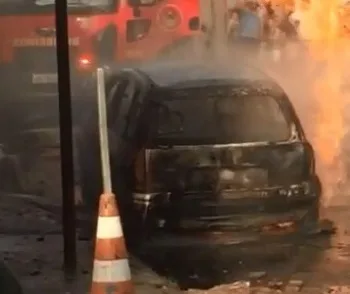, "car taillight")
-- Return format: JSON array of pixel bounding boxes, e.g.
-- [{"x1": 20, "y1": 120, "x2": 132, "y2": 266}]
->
[
  {"x1": 157, "y1": 5, "x2": 182, "y2": 31},
  {"x1": 77, "y1": 54, "x2": 94, "y2": 71}
]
